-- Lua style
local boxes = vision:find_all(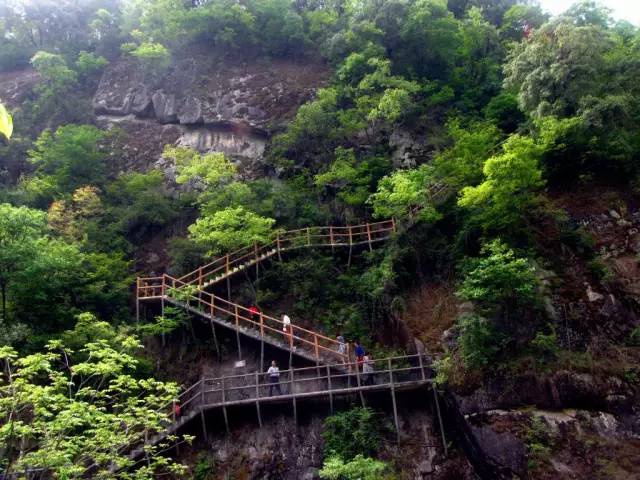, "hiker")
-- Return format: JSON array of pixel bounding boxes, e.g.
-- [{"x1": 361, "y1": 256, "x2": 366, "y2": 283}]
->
[
  {"x1": 354, "y1": 340, "x2": 365, "y2": 370},
  {"x1": 362, "y1": 355, "x2": 375, "y2": 385},
  {"x1": 282, "y1": 313, "x2": 292, "y2": 345},
  {"x1": 248, "y1": 304, "x2": 260, "y2": 322},
  {"x1": 267, "y1": 360, "x2": 282, "y2": 396},
  {"x1": 336, "y1": 333, "x2": 346, "y2": 355}
]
